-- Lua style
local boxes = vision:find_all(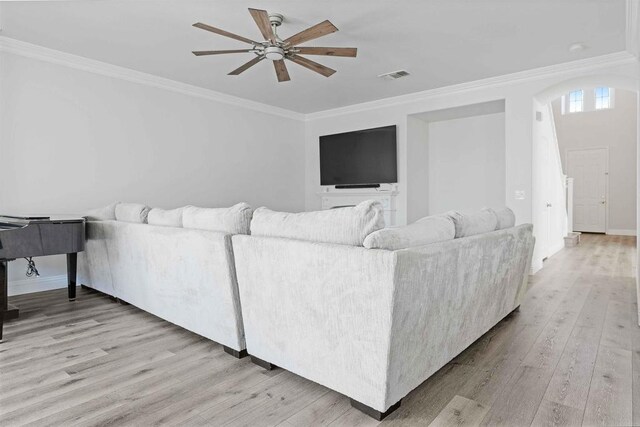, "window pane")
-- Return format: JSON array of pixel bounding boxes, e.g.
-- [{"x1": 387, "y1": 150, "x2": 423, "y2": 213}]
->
[
  {"x1": 568, "y1": 90, "x2": 583, "y2": 112},
  {"x1": 595, "y1": 87, "x2": 611, "y2": 110}
]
